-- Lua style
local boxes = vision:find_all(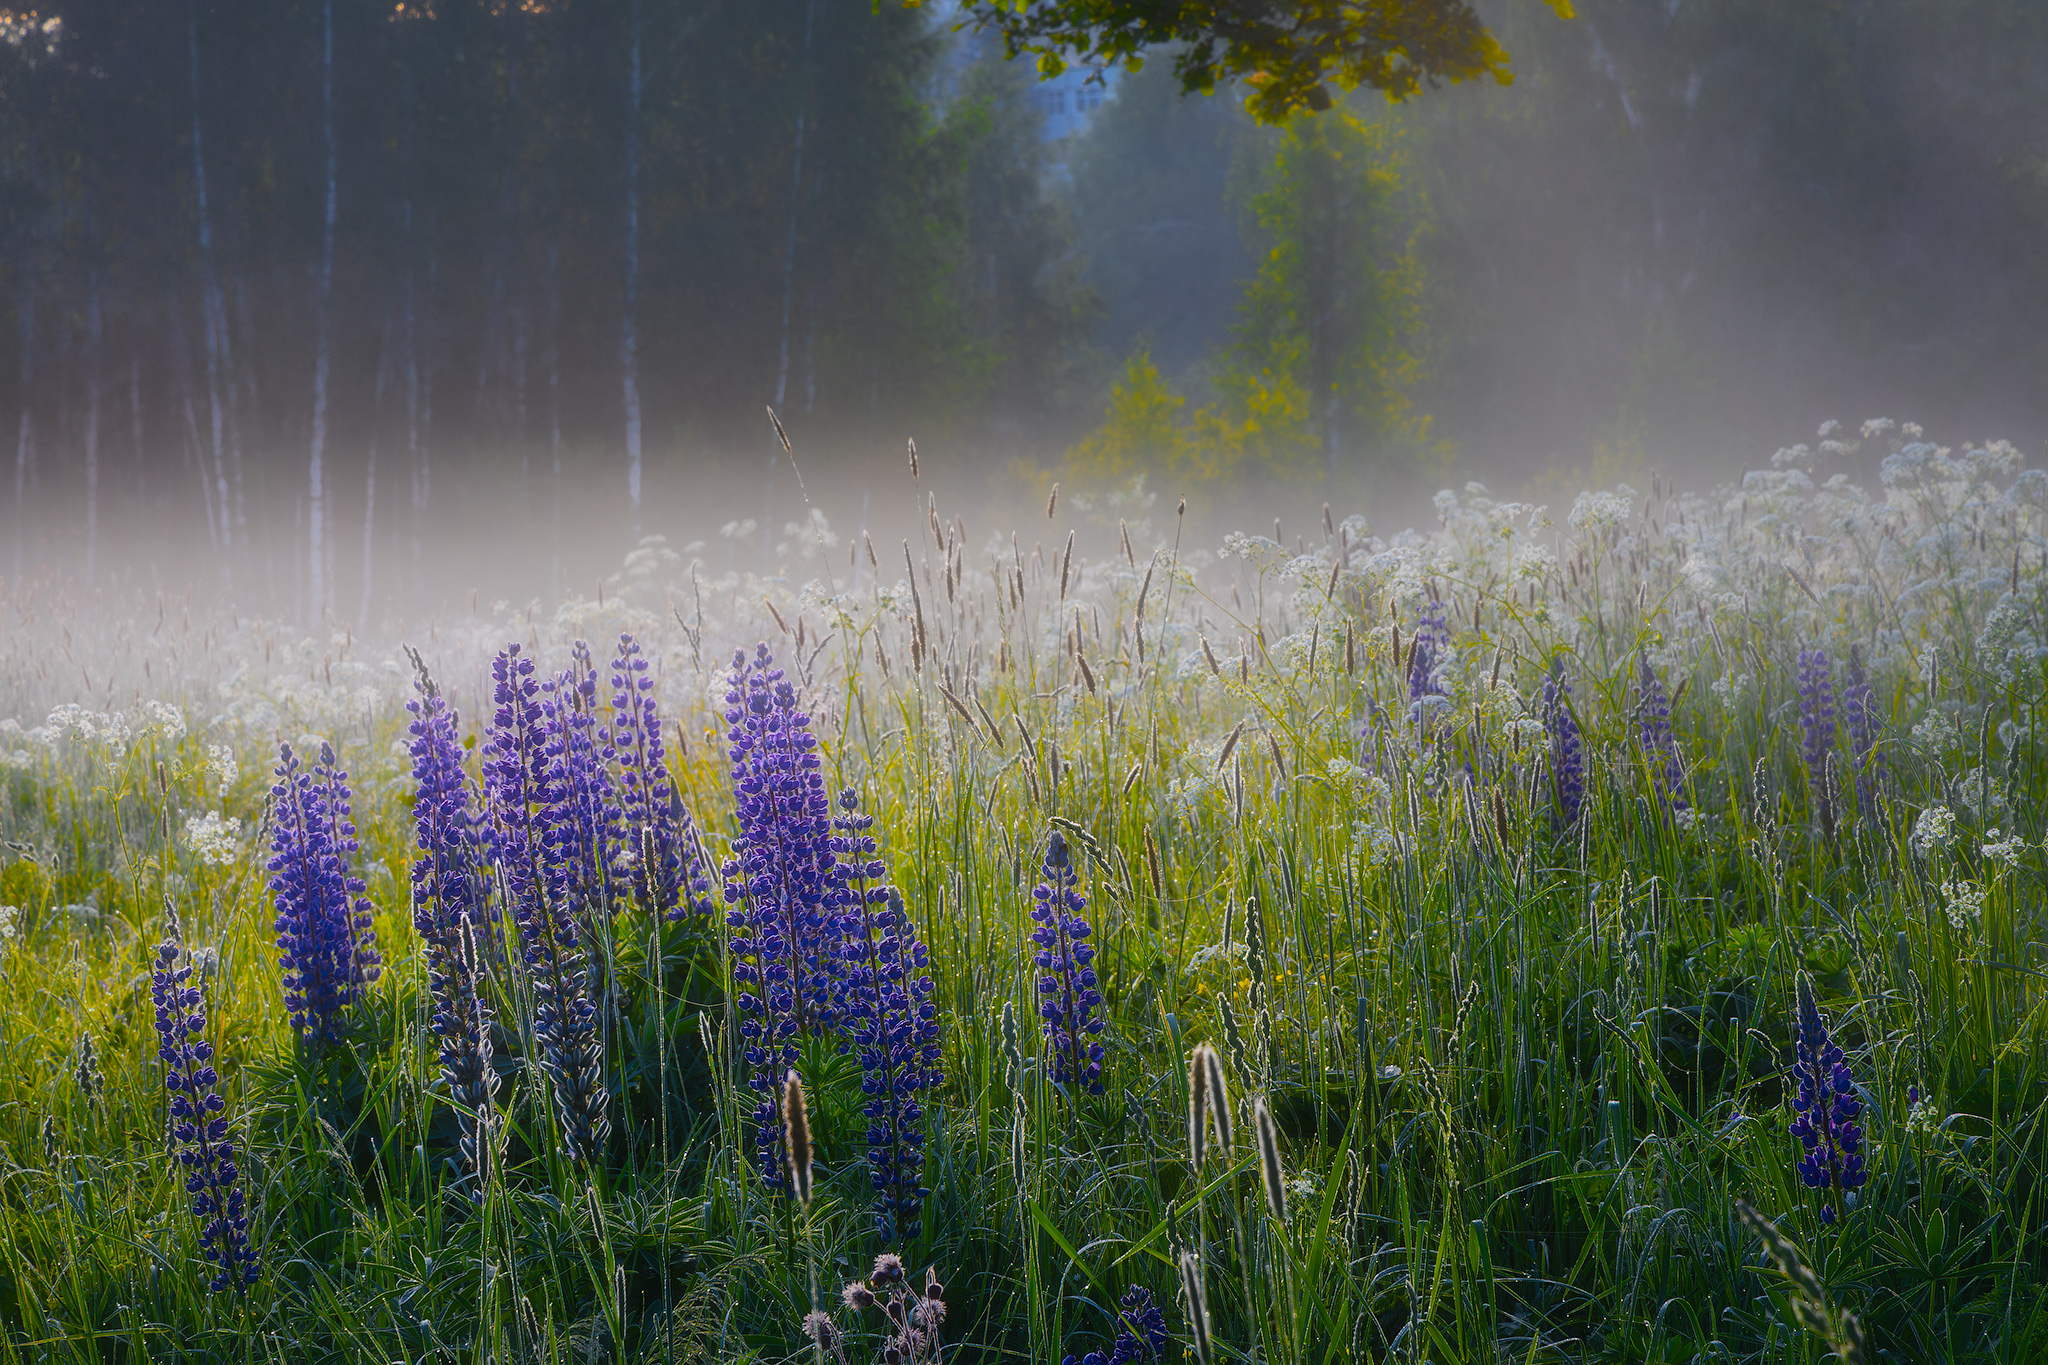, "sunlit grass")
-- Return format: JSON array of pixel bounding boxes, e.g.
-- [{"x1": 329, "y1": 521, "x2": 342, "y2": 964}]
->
[{"x1": 0, "y1": 430, "x2": 2044, "y2": 1362}]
